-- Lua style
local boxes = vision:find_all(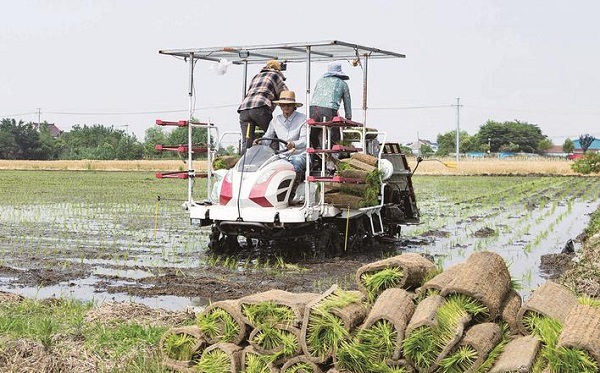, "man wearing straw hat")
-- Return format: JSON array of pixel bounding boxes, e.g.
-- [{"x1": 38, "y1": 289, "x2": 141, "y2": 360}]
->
[
  {"x1": 260, "y1": 90, "x2": 307, "y2": 174},
  {"x1": 238, "y1": 60, "x2": 288, "y2": 154}
]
